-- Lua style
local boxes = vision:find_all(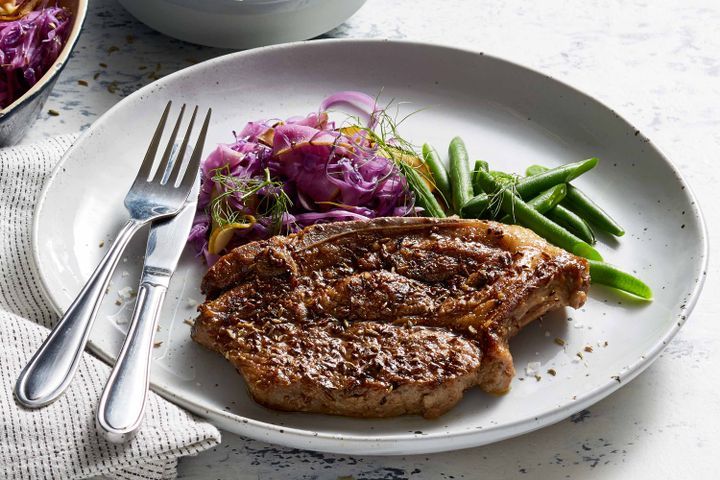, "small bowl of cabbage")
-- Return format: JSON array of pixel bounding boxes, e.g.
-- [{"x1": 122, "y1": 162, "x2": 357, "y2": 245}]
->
[{"x1": 0, "y1": 0, "x2": 88, "y2": 146}]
